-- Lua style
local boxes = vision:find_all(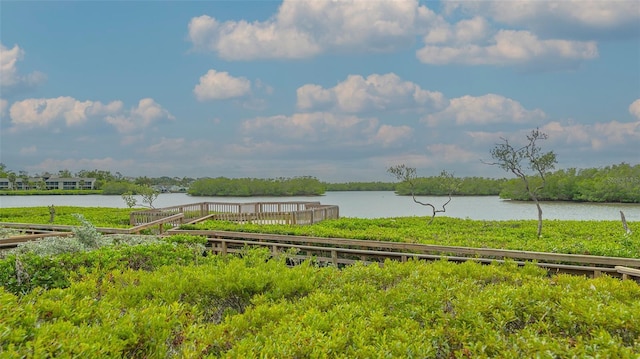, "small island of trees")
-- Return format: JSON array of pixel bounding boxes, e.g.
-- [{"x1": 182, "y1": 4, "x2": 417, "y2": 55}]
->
[{"x1": 0, "y1": 163, "x2": 638, "y2": 203}]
